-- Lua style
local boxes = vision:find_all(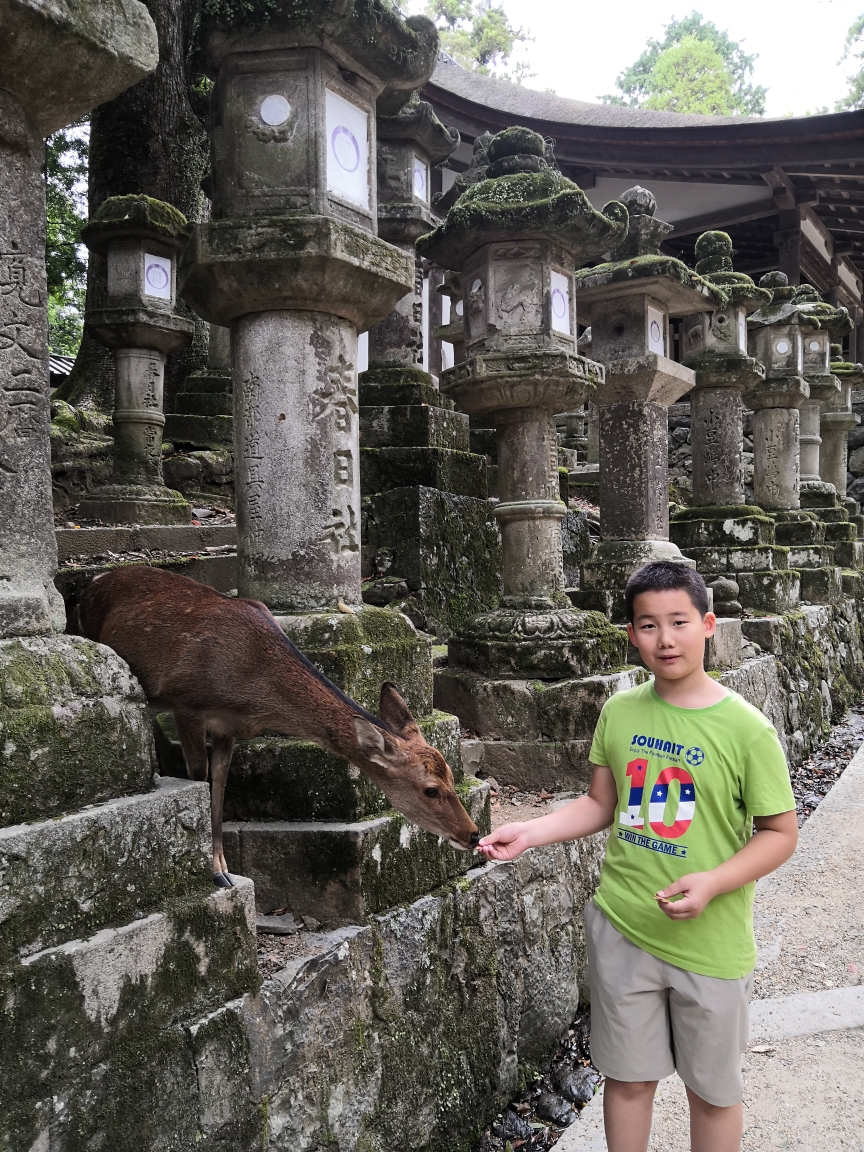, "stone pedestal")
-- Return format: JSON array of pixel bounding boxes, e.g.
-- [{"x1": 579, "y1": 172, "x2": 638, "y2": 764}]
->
[
  {"x1": 573, "y1": 188, "x2": 718, "y2": 621},
  {"x1": 77, "y1": 196, "x2": 194, "y2": 524}
]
